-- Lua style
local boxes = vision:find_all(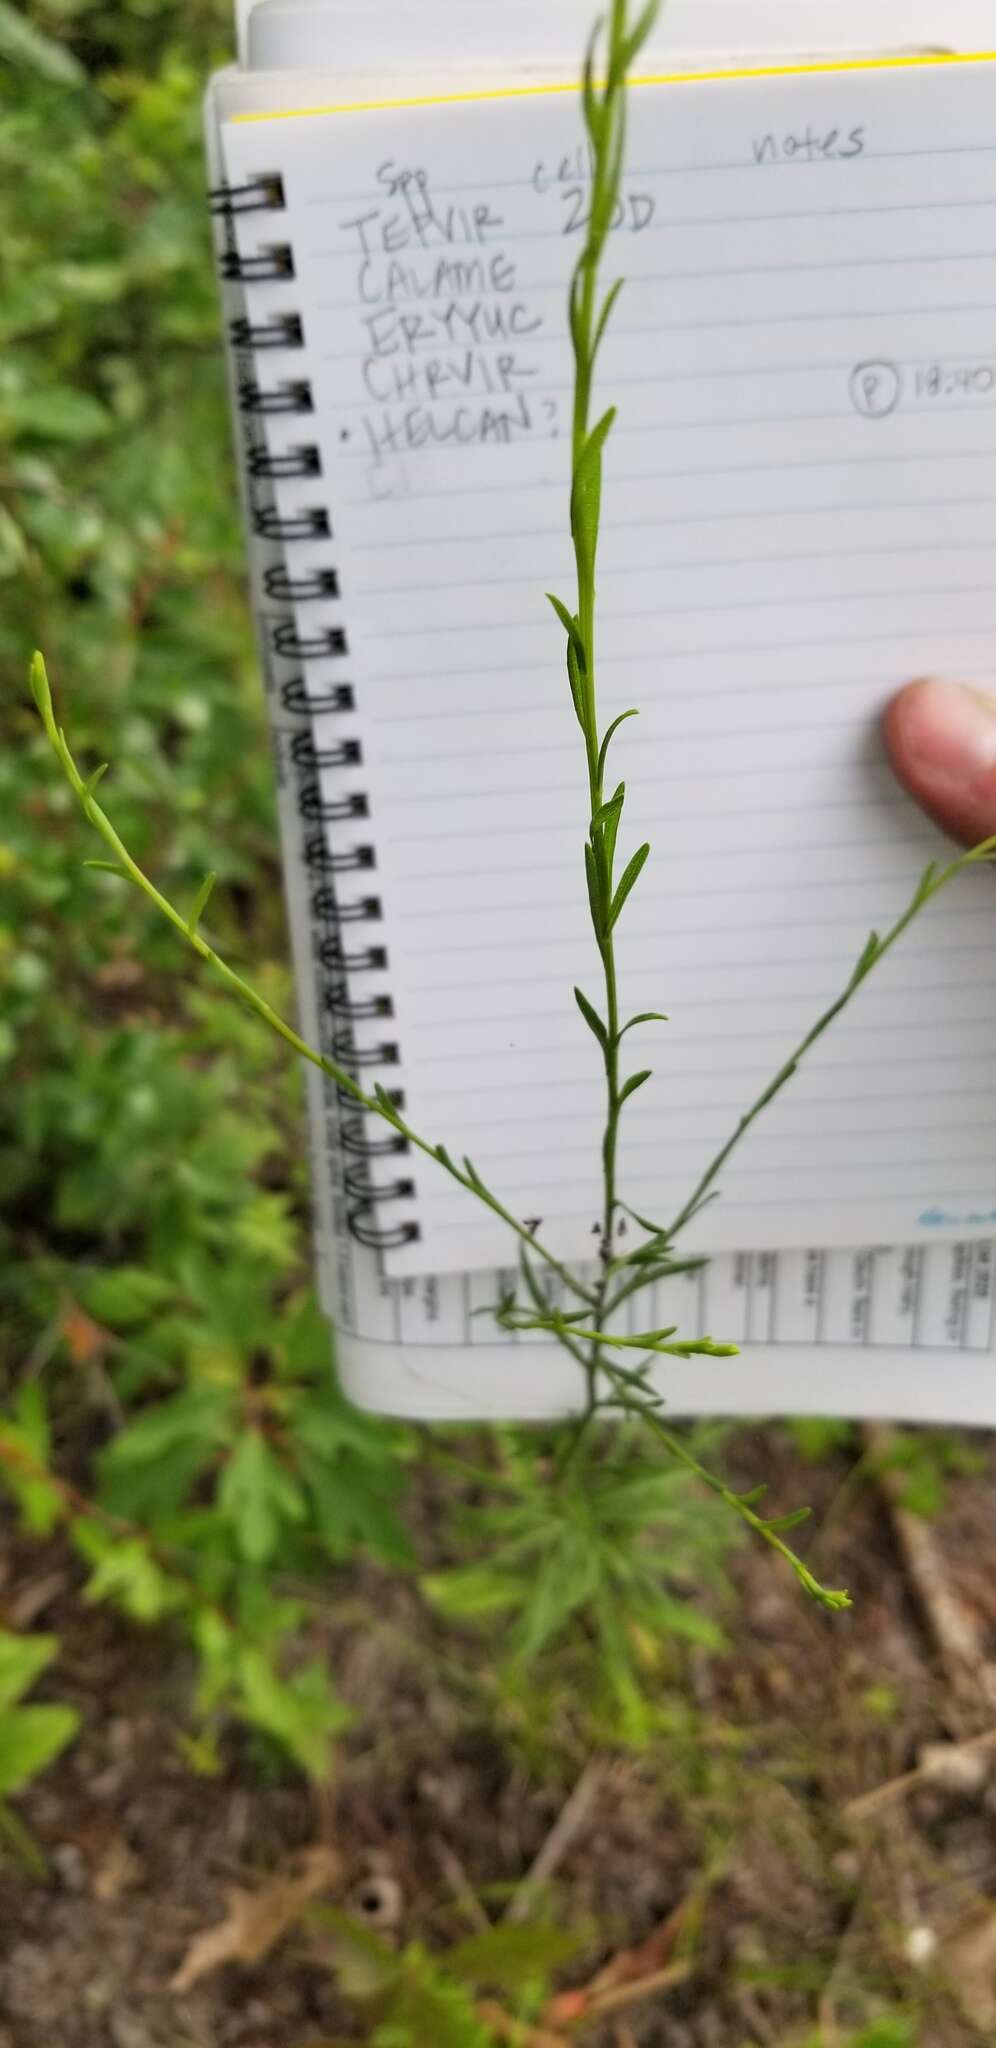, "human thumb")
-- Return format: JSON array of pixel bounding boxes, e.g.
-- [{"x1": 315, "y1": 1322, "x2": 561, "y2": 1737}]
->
[{"x1": 884, "y1": 678, "x2": 996, "y2": 849}]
